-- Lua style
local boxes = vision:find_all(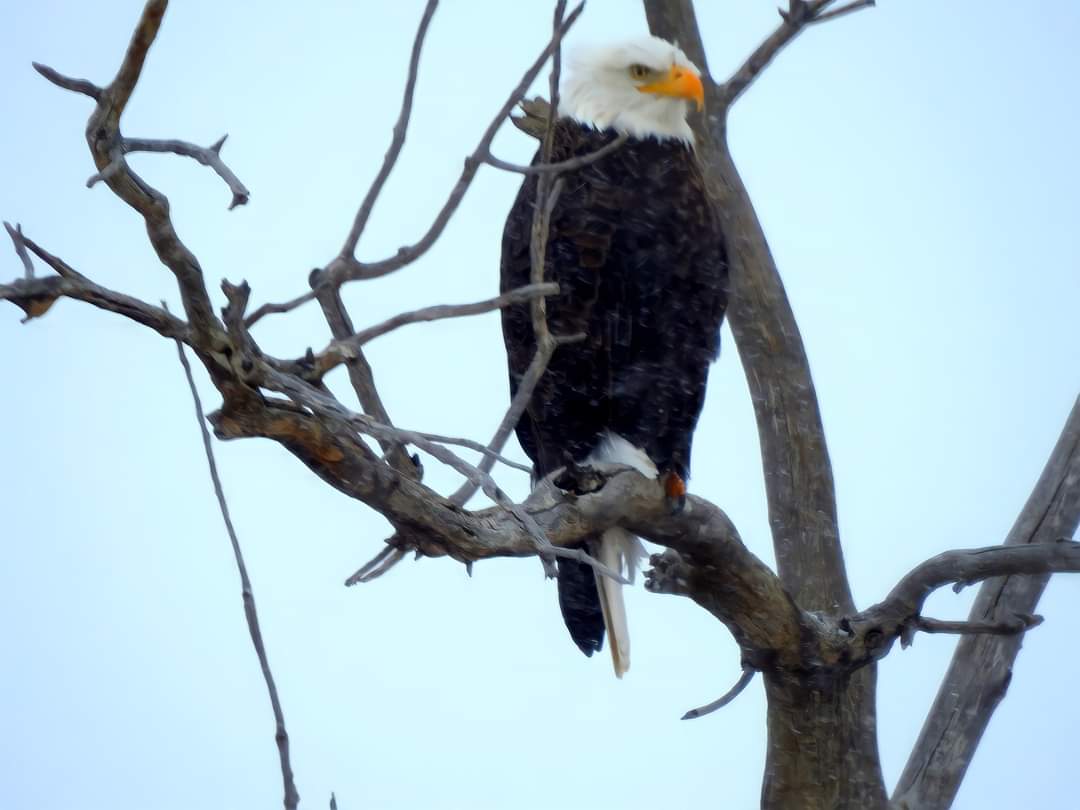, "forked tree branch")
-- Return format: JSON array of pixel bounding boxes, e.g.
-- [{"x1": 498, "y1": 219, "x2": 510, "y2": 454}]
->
[
  {"x1": 1, "y1": 231, "x2": 188, "y2": 337},
  {"x1": 88, "y1": 135, "x2": 250, "y2": 209},
  {"x1": 35, "y1": 0, "x2": 224, "y2": 349},
  {"x1": 844, "y1": 539, "x2": 1080, "y2": 666},
  {"x1": 314, "y1": 1, "x2": 585, "y2": 289},
  {"x1": 895, "y1": 395, "x2": 1080, "y2": 809}
]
